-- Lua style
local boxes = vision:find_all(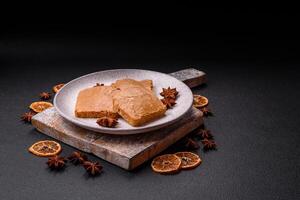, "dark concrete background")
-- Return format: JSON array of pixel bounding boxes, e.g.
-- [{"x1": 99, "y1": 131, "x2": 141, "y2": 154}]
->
[{"x1": 1, "y1": 10, "x2": 300, "y2": 200}]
